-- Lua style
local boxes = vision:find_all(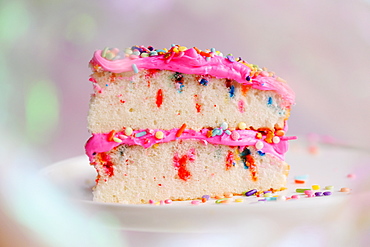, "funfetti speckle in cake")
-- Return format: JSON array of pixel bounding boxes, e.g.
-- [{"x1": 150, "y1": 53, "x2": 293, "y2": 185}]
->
[{"x1": 85, "y1": 44, "x2": 296, "y2": 204}]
